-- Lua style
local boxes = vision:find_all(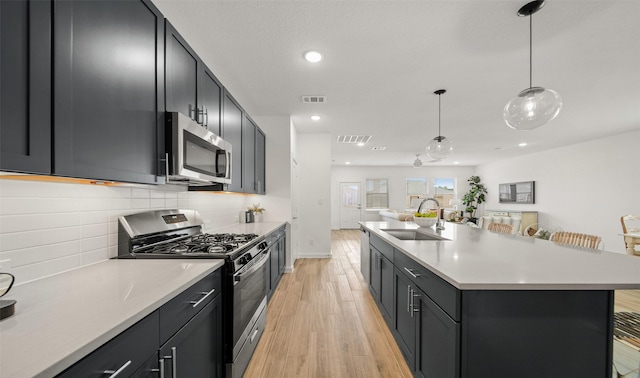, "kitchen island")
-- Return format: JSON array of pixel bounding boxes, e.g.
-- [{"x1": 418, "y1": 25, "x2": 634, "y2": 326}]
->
[{"x1": 360, "y1": 219, "x2": 640, "y2": 377}]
